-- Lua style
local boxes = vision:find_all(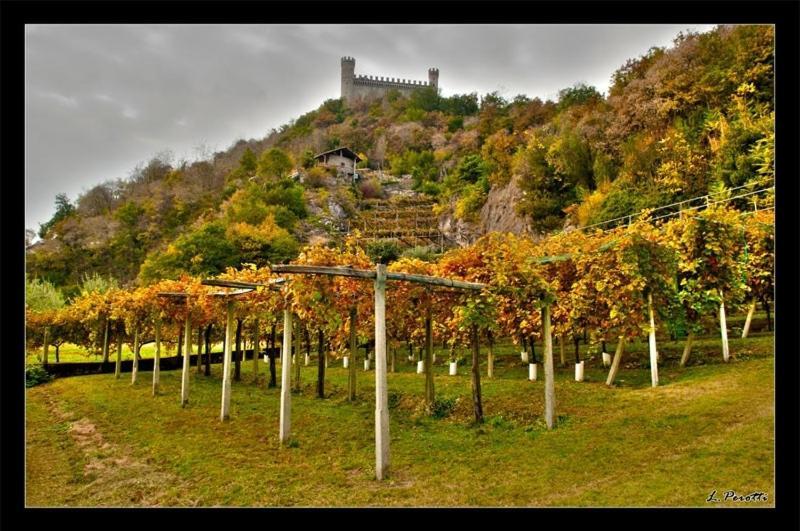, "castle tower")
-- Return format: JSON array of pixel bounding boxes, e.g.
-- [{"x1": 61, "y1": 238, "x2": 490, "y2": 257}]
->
[
  {"x1": 341, "y1": 56, "x2": 355, "y2": 101},
  {"x1": 428, "y1": 67, "x2": 439, "y2": 89}
]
